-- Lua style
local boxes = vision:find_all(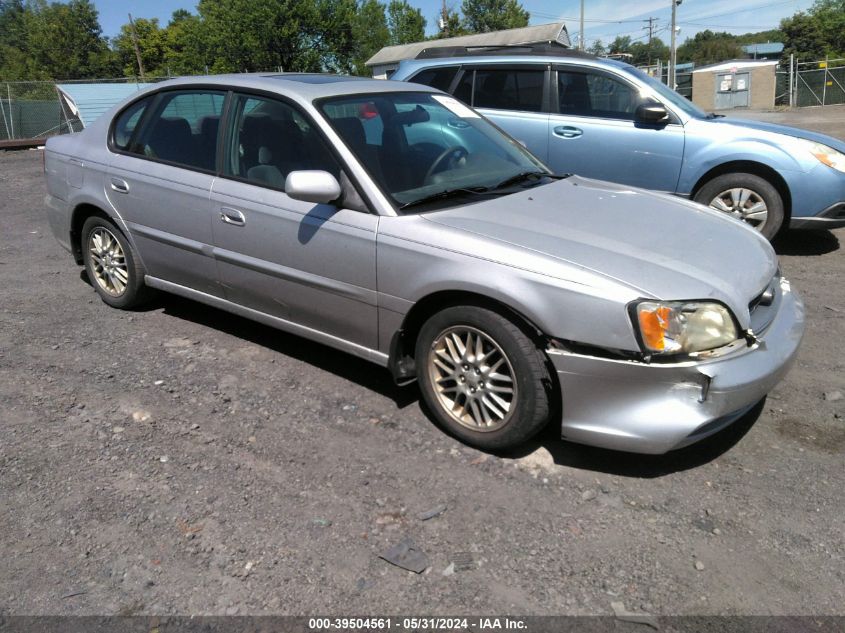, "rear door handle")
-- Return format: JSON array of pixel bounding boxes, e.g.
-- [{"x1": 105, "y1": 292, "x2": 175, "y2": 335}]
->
[
  {"x1": 553, "y1": 126, "x2": 583, "y2": 139},
  {"x1": 220, "y1": 207, "x2": 246, "y2": 227},
  {"x1": 110, "y1": 177, "x2": 129, "y2": 193}
]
